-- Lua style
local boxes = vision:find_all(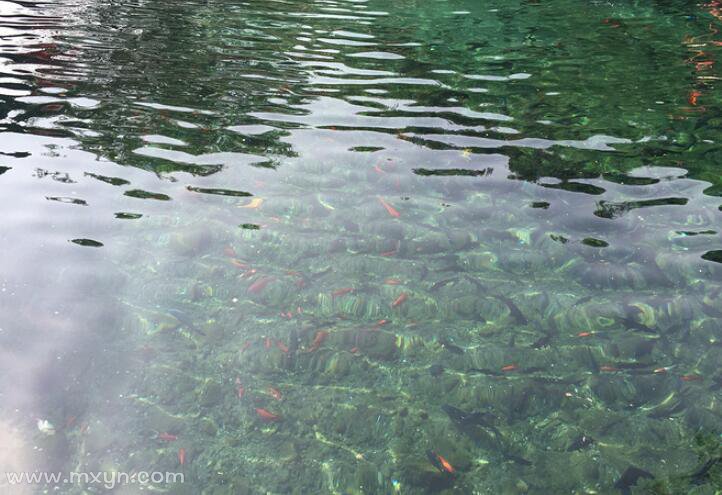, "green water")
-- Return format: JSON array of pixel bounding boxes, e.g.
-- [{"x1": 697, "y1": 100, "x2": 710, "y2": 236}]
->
[{"x1": 1, "y1": 0, "x2": 721, "y2": 493}]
